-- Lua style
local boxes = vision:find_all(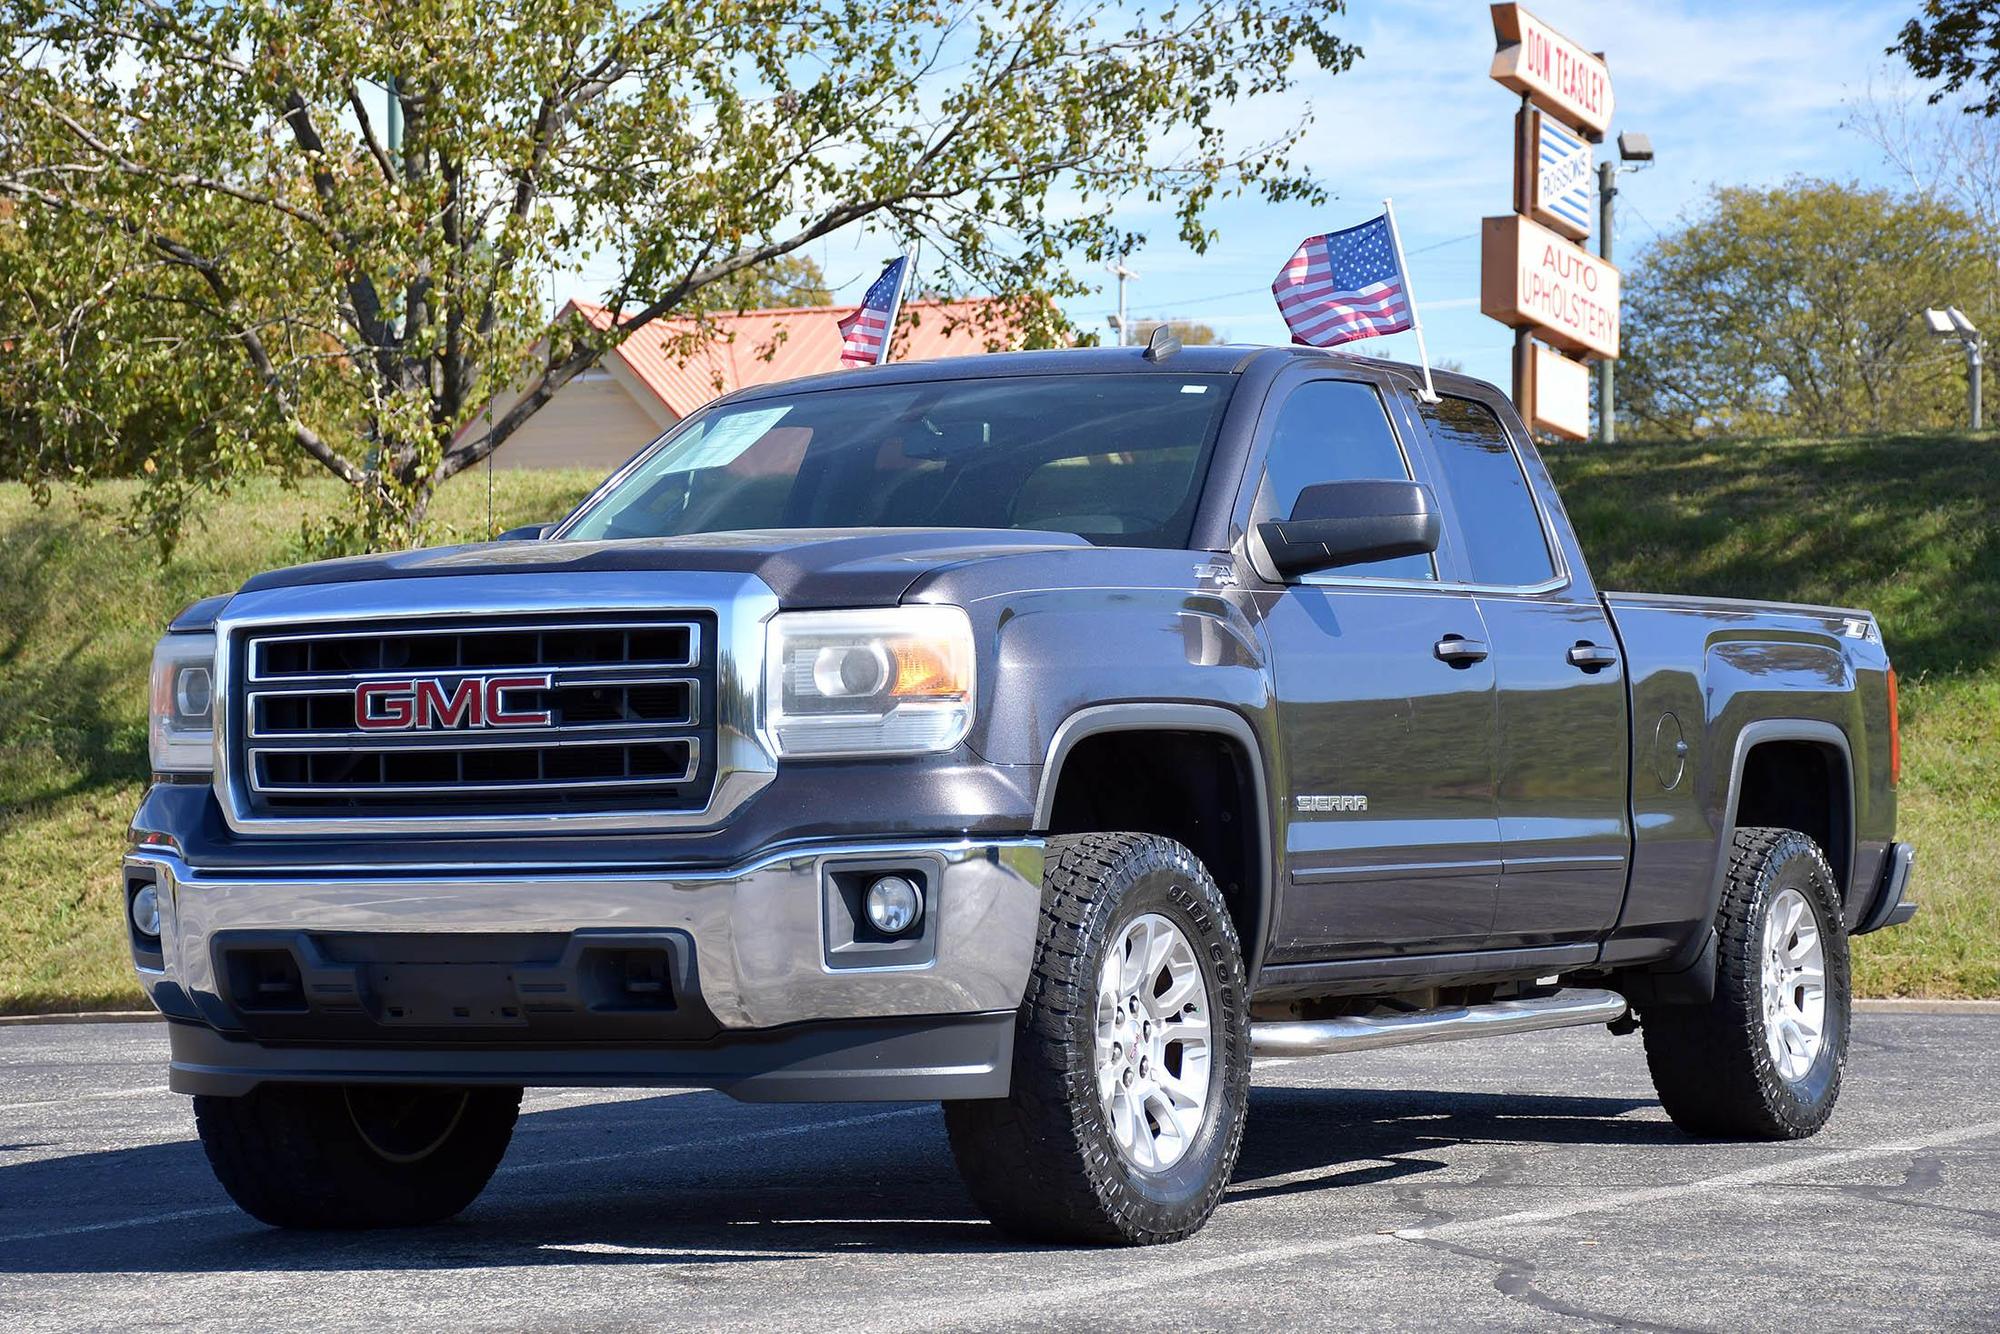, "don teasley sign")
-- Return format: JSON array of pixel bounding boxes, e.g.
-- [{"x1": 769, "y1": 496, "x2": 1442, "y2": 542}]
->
[{"x1": 1482, "y1": 3, "x2": 1618, "y2": 438}]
